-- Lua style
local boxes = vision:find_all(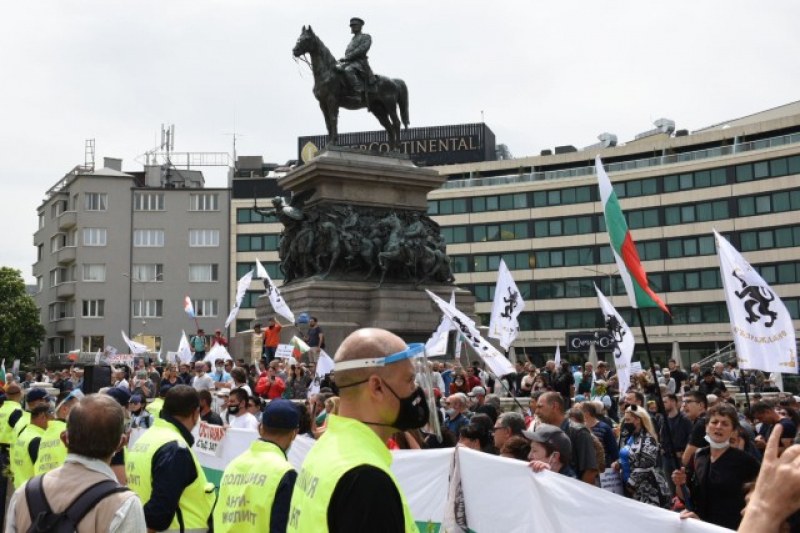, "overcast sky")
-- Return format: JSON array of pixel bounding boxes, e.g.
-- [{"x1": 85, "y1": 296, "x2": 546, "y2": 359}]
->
[{"x1": 2, "y1": 1, "x2": 798, "y2": 282}]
